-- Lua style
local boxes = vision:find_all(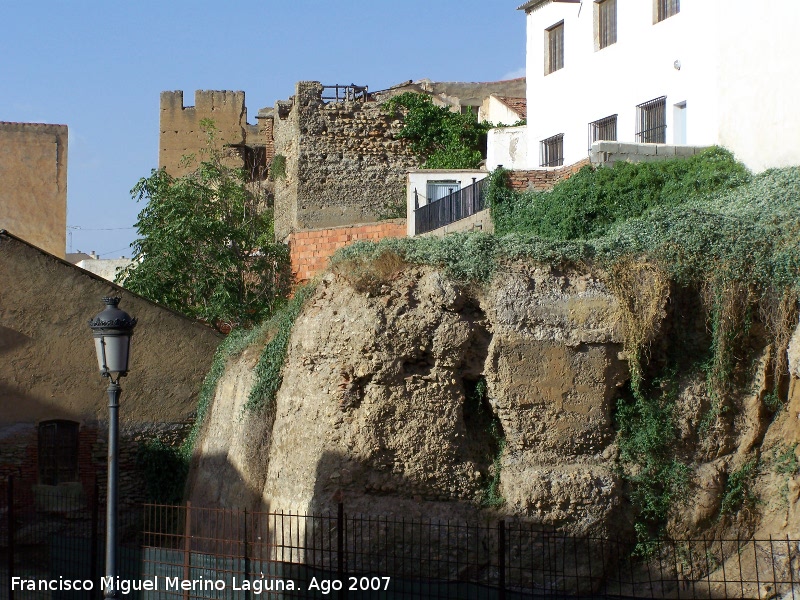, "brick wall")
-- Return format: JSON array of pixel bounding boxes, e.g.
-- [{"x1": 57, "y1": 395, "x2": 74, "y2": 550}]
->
[
  {"x1": 289, "y1": 219, "x2": 406, "y2": 283},
  {"x1": 507, "y1": 158, "x2": 591, "y2": 192}
]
